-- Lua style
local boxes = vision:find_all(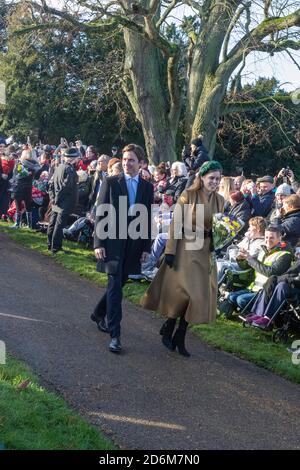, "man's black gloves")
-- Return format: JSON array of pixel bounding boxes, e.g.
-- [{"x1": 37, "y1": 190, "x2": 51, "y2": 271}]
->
[{"x1": 164, "y1": 254, "x2": 175, "y2": 268}]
